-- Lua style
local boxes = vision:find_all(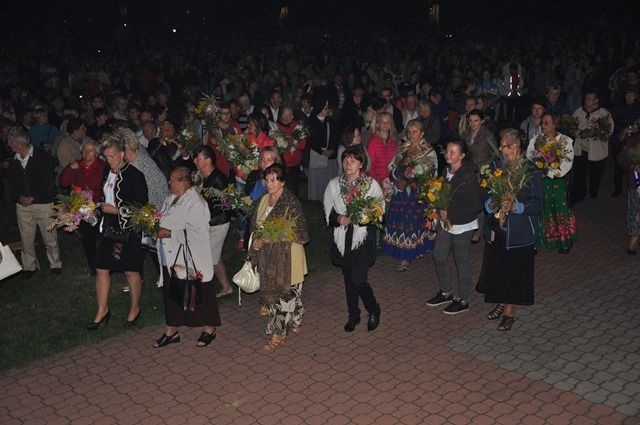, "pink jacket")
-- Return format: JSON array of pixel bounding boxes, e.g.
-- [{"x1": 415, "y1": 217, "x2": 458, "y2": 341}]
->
[{"x1": 367, "y1": 133, "x2": 398, "y2": 184}]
